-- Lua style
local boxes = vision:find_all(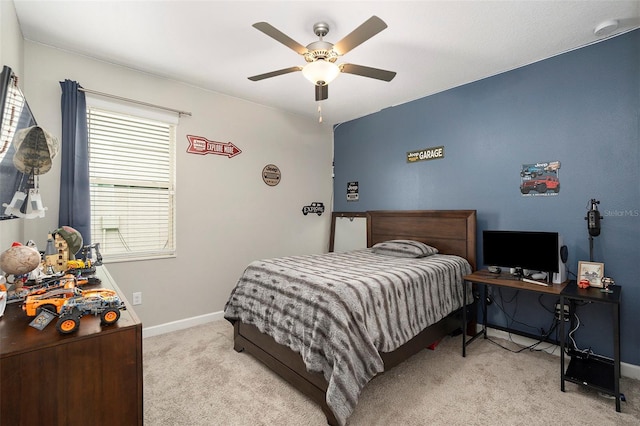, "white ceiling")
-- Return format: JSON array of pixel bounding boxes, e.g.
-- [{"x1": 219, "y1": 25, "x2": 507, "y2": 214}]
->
[{"x1": 12, "y1": 1, "x2": 640, "y2": 125}]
